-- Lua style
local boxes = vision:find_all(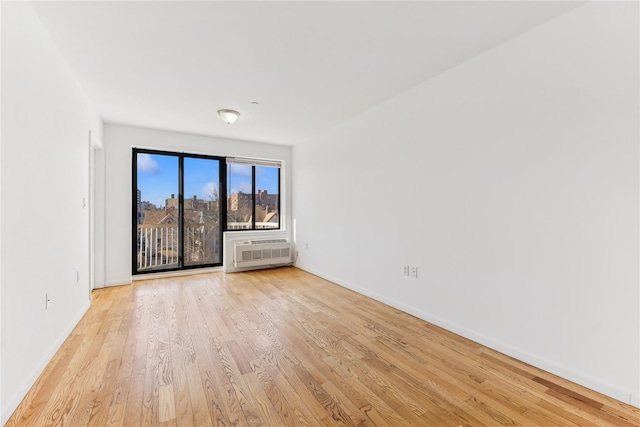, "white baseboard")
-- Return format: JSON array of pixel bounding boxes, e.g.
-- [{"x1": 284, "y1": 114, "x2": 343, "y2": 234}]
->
[
  {"x1": 105, "y1": 278, "x2": 132, "y2": 287},
  {"x1": 1, "y1": 300, "x2": 91, "y2": 425},
  {"x1": 294, "y1": 263, "x2": 637, "y2": 408}
]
